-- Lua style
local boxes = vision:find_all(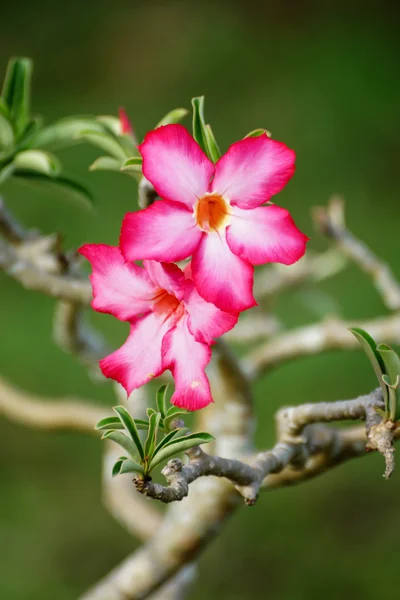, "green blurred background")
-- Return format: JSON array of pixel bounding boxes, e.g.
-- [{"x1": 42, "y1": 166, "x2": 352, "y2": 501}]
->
[{"x1": 1, "y1": 1, "x2": 399, "y2": 598}]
